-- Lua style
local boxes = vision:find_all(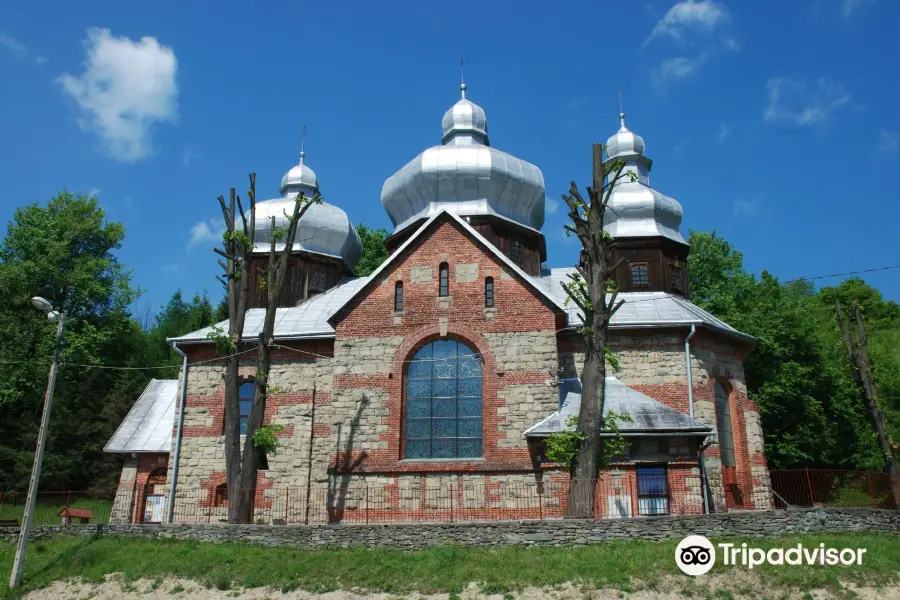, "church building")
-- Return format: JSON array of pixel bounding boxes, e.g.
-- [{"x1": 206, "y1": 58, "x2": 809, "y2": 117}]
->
[{"x1": 105, "y1": 82, "x2": 770, "y2": 524}]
